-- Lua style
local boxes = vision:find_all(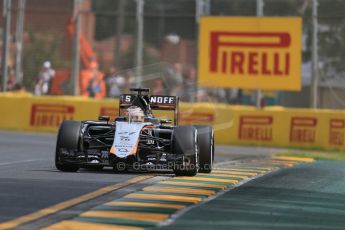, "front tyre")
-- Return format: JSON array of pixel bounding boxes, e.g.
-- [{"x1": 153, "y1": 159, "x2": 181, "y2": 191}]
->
[
  {"x1": 55, "y1": 120, "x2": 81, "y2": 172},
  {"x1": 173, "y1": 126, "x2": 199, "y2": 176},
  {"x1": 195, "y1": 125, "x2": 214, "y2": 173}
]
